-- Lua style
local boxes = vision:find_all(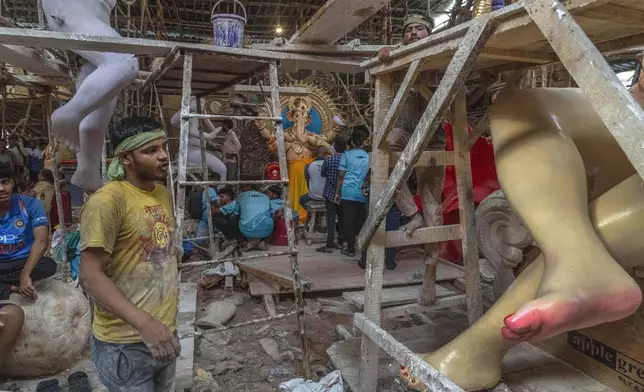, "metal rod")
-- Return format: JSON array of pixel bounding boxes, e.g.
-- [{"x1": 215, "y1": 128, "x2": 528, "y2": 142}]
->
[
  {"x1": 268, "y1": 61, "x2": 310, "y2": 378},
  {"x1": 101, "y1": 137, "x2": 108, "y2": 180},
  {"x1": 204, "y1": 310, "x2": 300, "y2": 333},
  {"x1": 45, "y1": 95, "x2": 69, "y2": 283},
  {"x1": 179, "y1": 250, "x2": 295, "y2": 269},
  {"x1": 183, "y1": 114, "x2": 282, "y2": 123},
  {"x1": 179, "y1": 179, "x2": 288, "y2": 187}
]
